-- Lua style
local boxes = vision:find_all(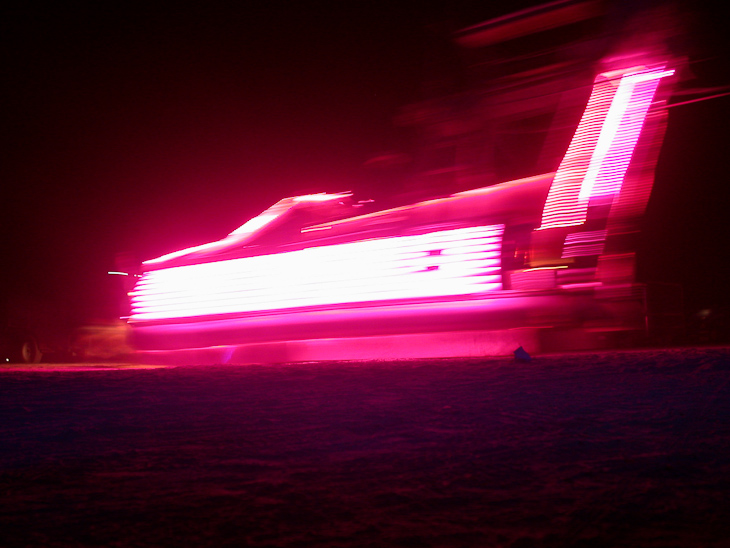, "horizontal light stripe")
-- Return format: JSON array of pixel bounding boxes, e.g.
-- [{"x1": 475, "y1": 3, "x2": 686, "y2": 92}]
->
[{"x1": 131, "y1": 224, "x2": 505, "y2": 321}]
